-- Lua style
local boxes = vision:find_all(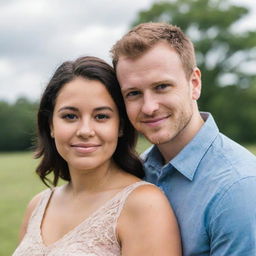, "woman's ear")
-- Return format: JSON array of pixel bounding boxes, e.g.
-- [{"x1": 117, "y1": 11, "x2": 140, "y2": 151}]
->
[{"x1": 190, "y1": 67, "x2": 202, "y2": 100}]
